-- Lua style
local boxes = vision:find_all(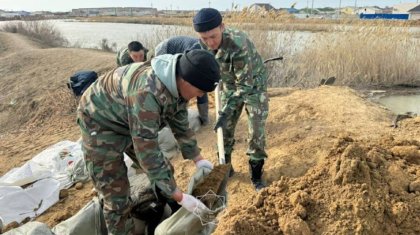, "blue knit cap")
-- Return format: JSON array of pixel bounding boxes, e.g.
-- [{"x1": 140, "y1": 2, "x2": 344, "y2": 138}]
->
[{"x1": 193, "y1": 8, "x2": 222, "y2": 32}]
